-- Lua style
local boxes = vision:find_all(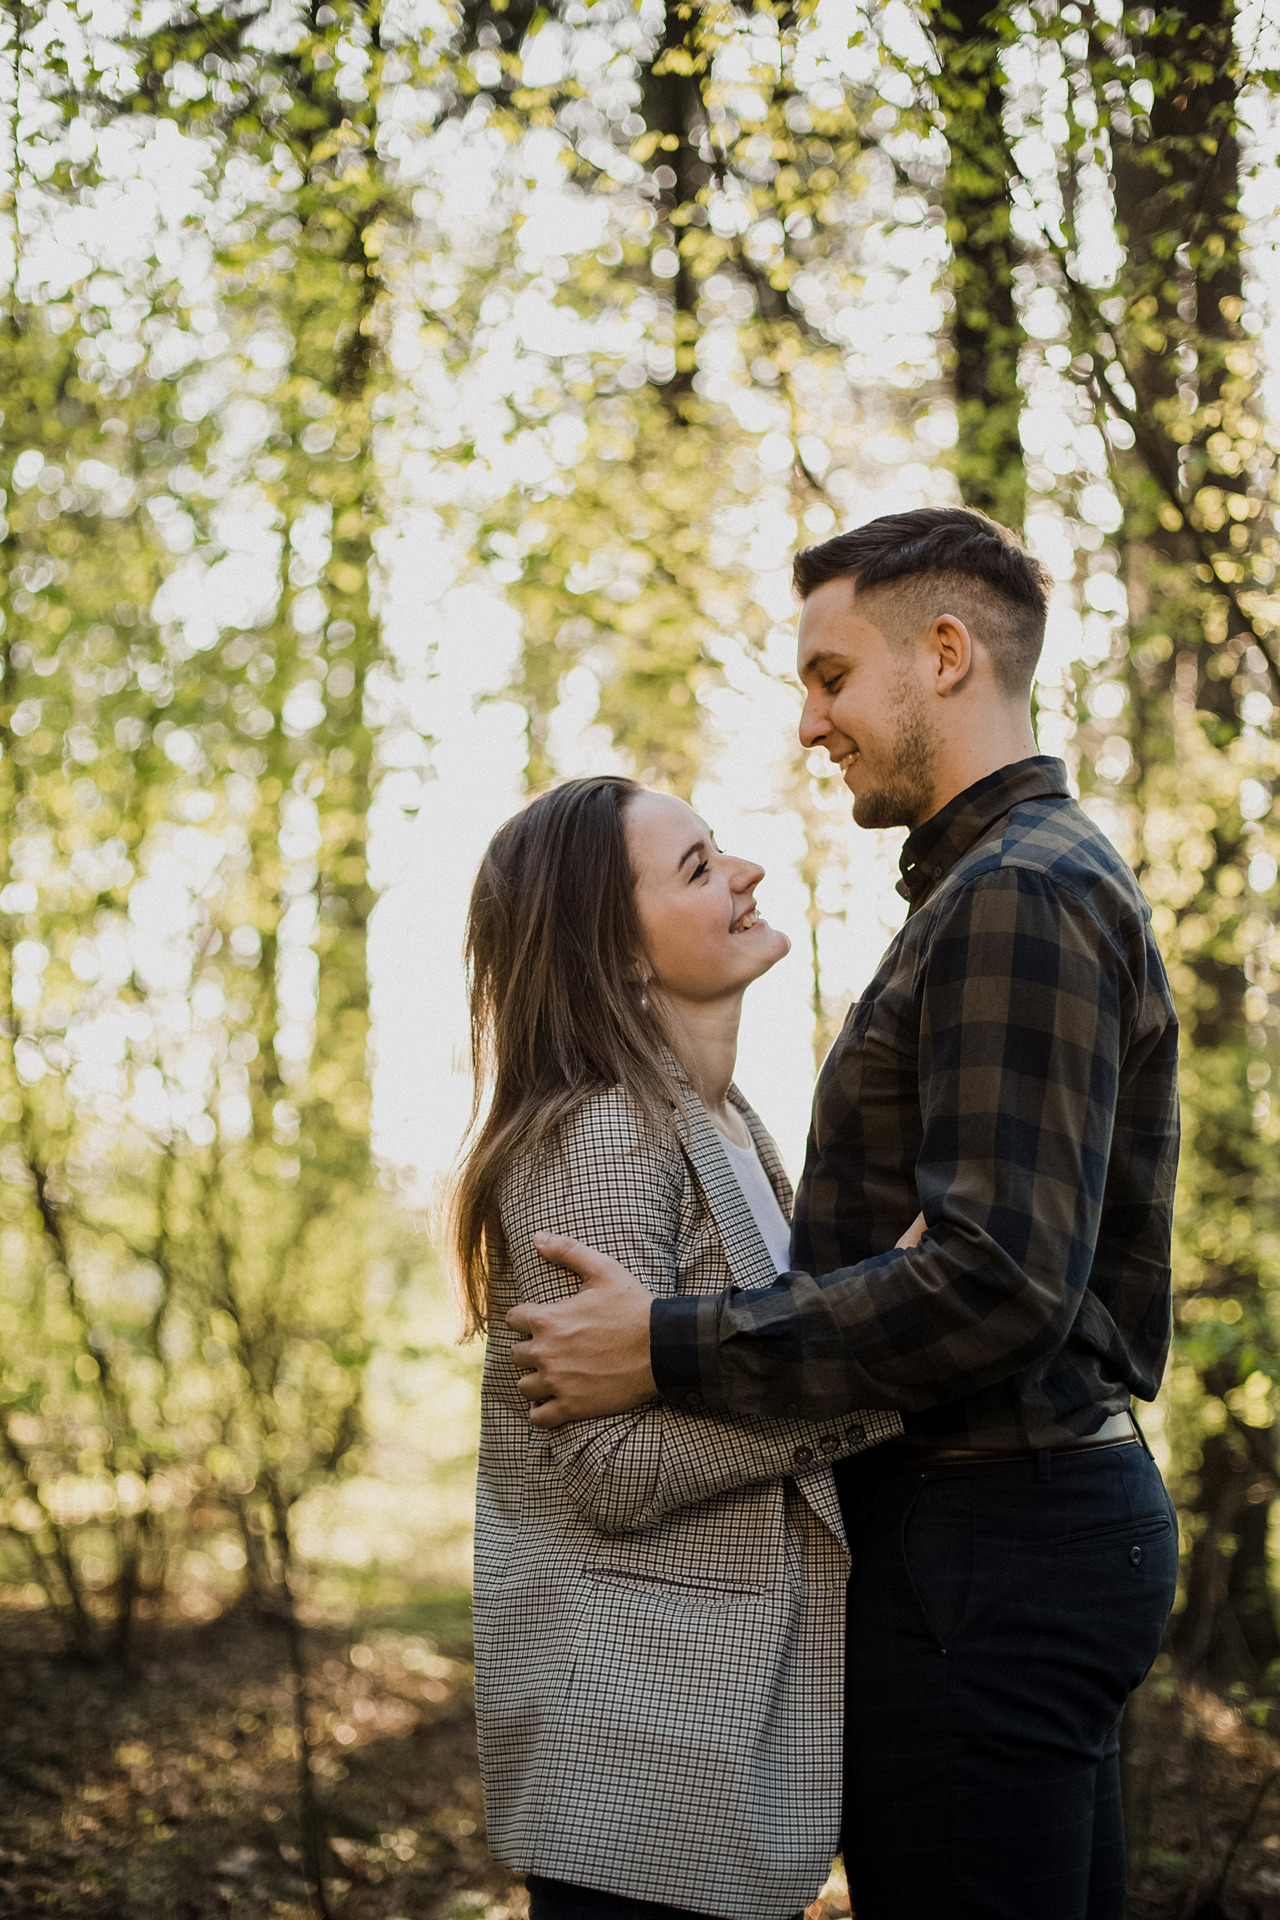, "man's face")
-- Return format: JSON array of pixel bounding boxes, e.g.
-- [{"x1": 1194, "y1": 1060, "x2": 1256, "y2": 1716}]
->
[{"x1": 796, "y1": 578, "x2": 938, "y2": 831}]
